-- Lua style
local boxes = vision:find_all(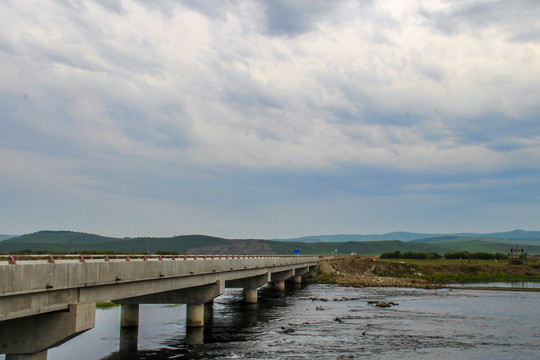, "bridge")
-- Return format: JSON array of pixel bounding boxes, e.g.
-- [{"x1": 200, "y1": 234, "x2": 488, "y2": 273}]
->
[{"x1": 0, "y1": 254, "x2": 318, "y2": 360}]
